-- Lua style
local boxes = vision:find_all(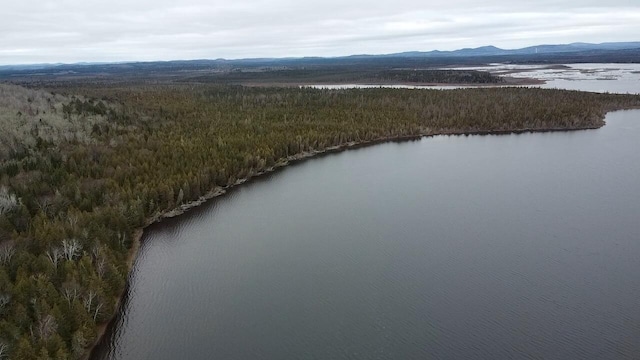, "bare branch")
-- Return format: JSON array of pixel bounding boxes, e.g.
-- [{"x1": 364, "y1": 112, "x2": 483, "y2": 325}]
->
[
  {"x1": 36, "y1": 314, "x2": 57, "y2": 341},
  {"x1": 46, "y1": 247, "x2": 63, "y2": 268},
  {"x1": 62, "y1": 239, "x2": 82, "y2": 261},
  {"x1": 0, "y1": 293, "x2": 10, "y2": 311},
  {"x1": 0, "y1": 187, "x2": 18, "y2": 215},
  {"x1": 0, "y1": 341, "x2": 9, "y2": 359},
  {"x1": 0, "y1": 242, "x2": 15, "y2": 265},
  {"x1": 61, "y1": 281, "x2": 80, "y2": 306},
  {"x1": 83, "y1": 290, "x2": 97, "y2": 314},
  {"x1": 93, "y1": 302, "x2": 103, "y2": 321}
]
